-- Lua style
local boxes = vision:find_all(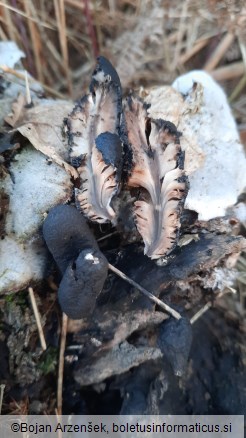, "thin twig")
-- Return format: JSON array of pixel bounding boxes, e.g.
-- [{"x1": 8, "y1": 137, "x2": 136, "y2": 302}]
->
[
  {"x1": 0, "y1": 384, "x2": 5, "y2": 415},
  {"x1": 190, "y1": 287, "x2": 237, "y2": 325},
  {"x1": 97, "y1": 231, "x2": 118, "y2": 242},
  {"x1": 28, "y1": 287, "x2": 47, "y2": 351},
  {"x1": 108, "y1": 263, "x2": 182, "y2": 320},
  {"x1": 57, "y1": 313, "x2": 68, "y2": 415}
]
